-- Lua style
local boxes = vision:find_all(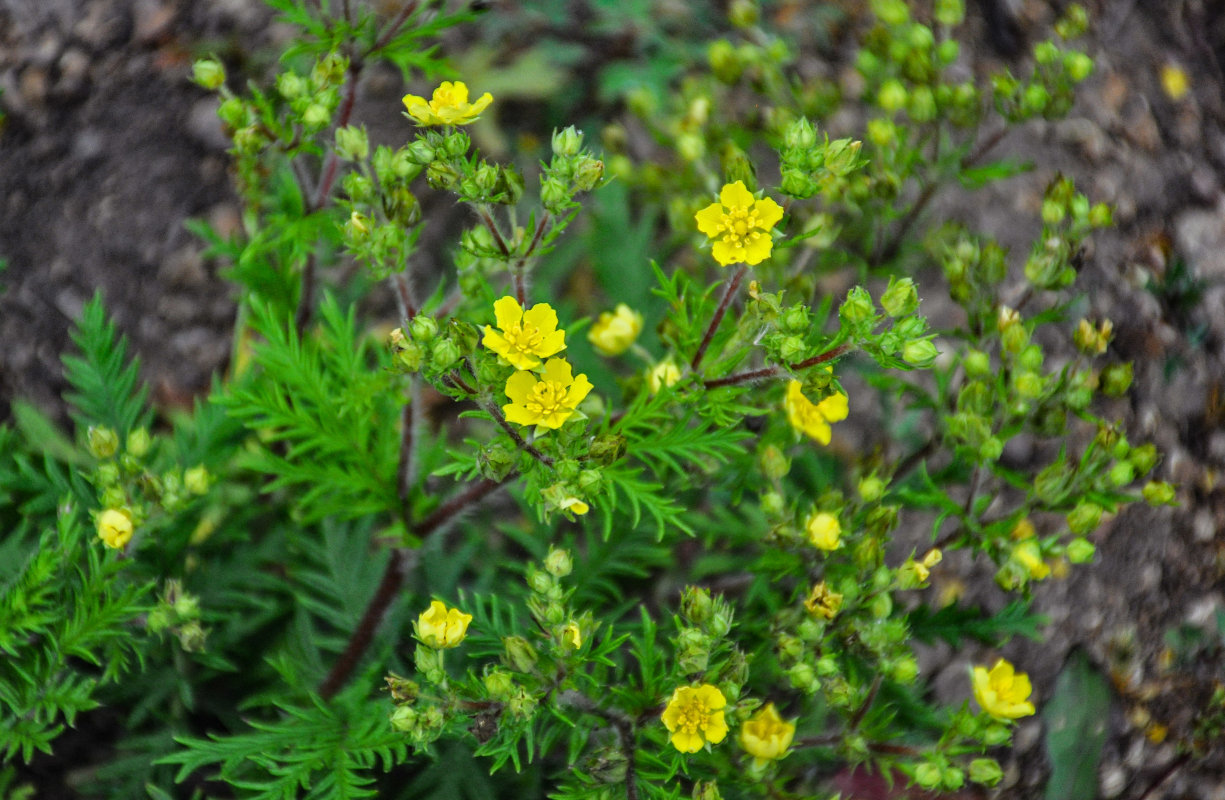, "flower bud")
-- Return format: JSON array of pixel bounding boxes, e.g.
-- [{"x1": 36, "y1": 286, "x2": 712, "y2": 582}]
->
[
  {"x1": 429, "y1": 339, "x2": 462, "y2": 371},
  {"x1": 968, "y1": 757, "x2": 1003, "y2": 786},
  {"x1": 541, "y1": 176, "x2": 569, "y2": 212},
  {"x1": 913, "y1": 763, "x2": 942, "y2": 789},
  {"x1": 343, "y1": 172, "x2": 373, "y2": 203},
  {"x1": 908, "y1": 86, "x2": 938, "y2": 121},
  {"x1": 386, "y1": 673, "x2": 420, "y2": 703},
  {"x1": 878, "y1": 80, "x2": 907, "y2": 113},
  {"x1": 126, "y1": 427, "x2": 151, "y2": 458},
  {"x1": 177, "y1": 620, "x2": 207, "y2": 653},
  {"x1": 1142, "y1": 480, "x2": 1176, "y2": 506},
  {"x1": 1100, "y1": 362, "x2": 1133, "y2": 397},
  {"x1": 184, "y1": 465, "x2": 210, "y2": 496},
  {"x1": 551, "y1": 125, "x2": 583, "y2": 157},
  {"x1": 785, "y1": 117, "x2": 818, "y2": 151},
  {"x1": 1109, "y1": 462, "x2": 1135, "y2": 489},
  {"x1": 302, "y1": 103, "x2": 331, "y2": 129},
  {"x1": 857, "y1": 474, "x2": 886, "y2": 502},
  {"x1": 681, "y1": 586, "x2": 714, "y2": 627},
  {"x1": 871, "y1": 0, "x2": 909, "y2": 25},
  {"x1": 692, "y1": 781, "x2": 723, "y2": 800},
  {"x1": 759, "y1": 444, "x2": 790, "y2": 481},
  {"x1": 708, "y1": 39, "x2": 742, "y2": 83},
  {"x1": 502, "y1": 636, "x2": 538, "y2": 673},
  {"x1": 840, "y1": 286, "x2": 874, "y2": 323},
  {"x1": 729, "y1": 0, "x2": 759, "y2": 28},
  {"x1": 192, "y1": 58, "x2": 226, "y2": 90},
  {"x1": 824, "y1": 138, "x2": 862, "y2": 176},
  {"x1": 786, "y1": 662, "x2": 820, "y2": 694},
  {"x1": 544, "y1": 547, "x2": 573, "y2": 578},
  {"x1": 1064, "y1": 51, "x2": 1094, "y2": 82},
  {"x1": 334, "y1": 125, "x2": 369, "y2": 161},
  {"x1": 903, "y1": 339, "x2": 939, "y2": 366},
  {"x1": 390, "y1": 704, "x2": 418, "y2": 732},
  {"x1": 572, "y1": 156, "x2": 605, "y2": 192},
  {"x1": 881, "y1": 277, "x2": 919, "y2": 317},
  {"x1": 1065, "y1": 537, "x2": 1095, "y2": 563},
  {"x1": 88, "y1": 426, "x2": 120, "y2": 459},
  {"x1": 676, "y1": 627, "x2": 711, "y2": 674}
]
